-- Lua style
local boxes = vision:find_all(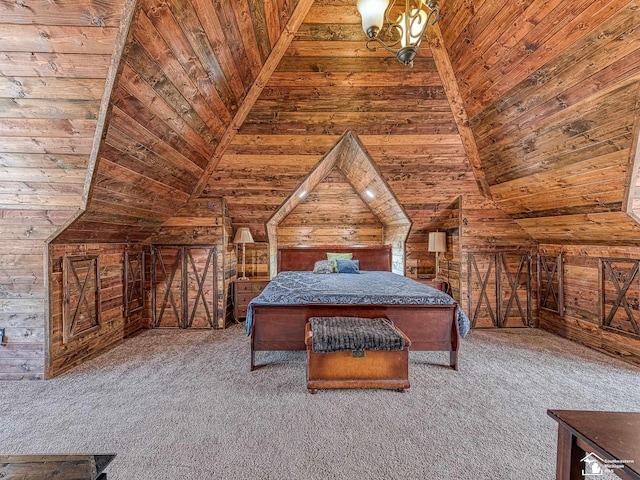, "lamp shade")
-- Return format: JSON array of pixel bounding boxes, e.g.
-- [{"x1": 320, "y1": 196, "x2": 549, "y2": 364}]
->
[
  {"x1": 399, "y1": 8, "x2": 428, "y2": 48},
  {"x1": 357, "y1": 0, "x2": 389, "y2": 37},
  {"x1": 428, "y1": 231, "x2": 446, "y2": 253},
  {"x1": 233, "y1": 227, "x2": 254, "y2": 244}
]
